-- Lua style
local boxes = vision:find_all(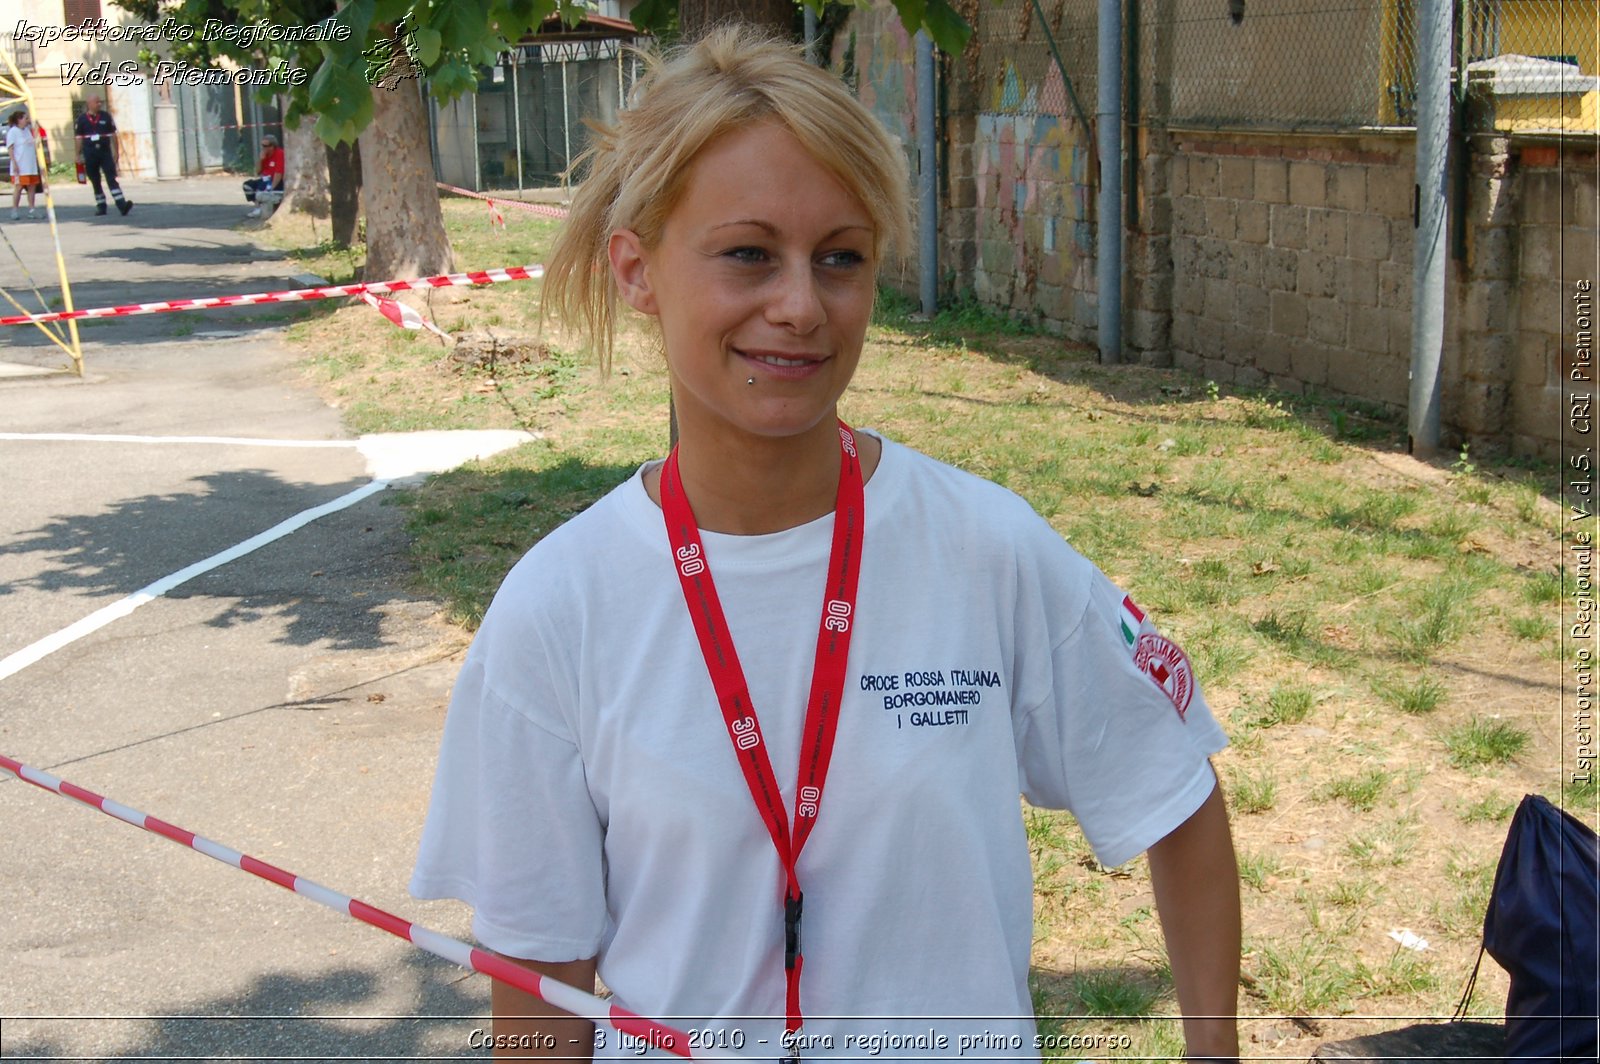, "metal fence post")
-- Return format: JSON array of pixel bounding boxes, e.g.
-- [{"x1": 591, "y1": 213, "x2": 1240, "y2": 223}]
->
[
  {"x1": 917, "y1": 31, "x2": 938, "y2": 316},
  {"x1": 1409, "y1": 0, "x2": 1450, "y2": 458},
  {"x1": 561, "y1": 58, "x2": 571, "y2": 172},
  {"x1": 1097, "y1": 0, "x2": 1123, "y2": 363},
  {"x1": 512, "y1": 54, "x2": 524, "y2": 193}
]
